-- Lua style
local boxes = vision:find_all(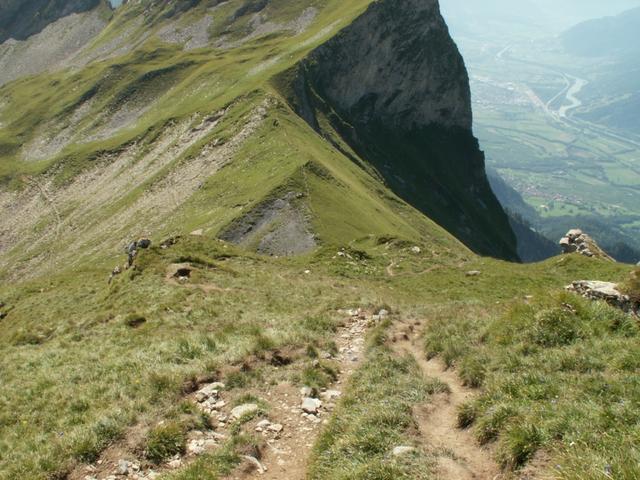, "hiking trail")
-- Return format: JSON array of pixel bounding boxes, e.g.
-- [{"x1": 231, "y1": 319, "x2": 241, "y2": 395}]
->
[{"x1": 390, "y1": 319, "x2": 502, "y2": 480}]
